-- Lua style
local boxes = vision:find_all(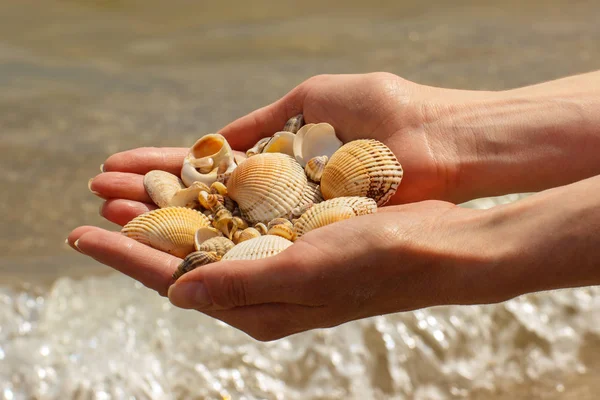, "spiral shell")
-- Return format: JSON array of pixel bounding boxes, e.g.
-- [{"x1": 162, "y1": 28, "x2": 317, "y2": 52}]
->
[
  {"x1": 181, "y1": 134, "x2": 237, "y2": 187},
  {"x1": 283, "y1": 114, "x2": 304, "y2": 133},
  {"x1": 320, "y1": 139, "x2": 403, "y2": 206},
  {"x1": 121, "y1": 207, "x2": 211, "y2": 258},
  {"x1": 198, "y1": 236, "x2": 235, "y2": 256},
  {"x1": 293, "y1": 196, "x2": 377, "y2": 237},
  {"x1": 222, "y1": 235, "x2": 293, "y2": 261},
  {"x1": 144, "y1": 170, "x2": 207, "y2": 209},
  {"x1": 194, "y1": 226, "x2": 222, "y2": 251},
  {"x1": 233, "y1": 227, "x2": 261, "y2": 244},
  {"x1": 226, "y1": 153, "x2": 308, "y2": 224},
  {"x1": 172, "y1": 251, "x2": 221, "y2": 281}
]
